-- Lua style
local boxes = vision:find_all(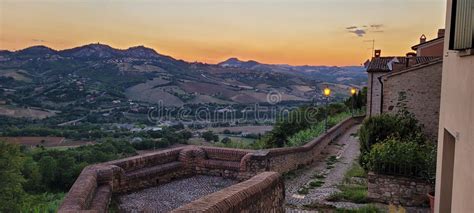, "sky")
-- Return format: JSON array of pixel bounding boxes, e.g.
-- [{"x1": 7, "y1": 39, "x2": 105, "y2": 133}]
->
[{"x1": 0, "y1": 0, "x2": 446, "y2": 66}]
